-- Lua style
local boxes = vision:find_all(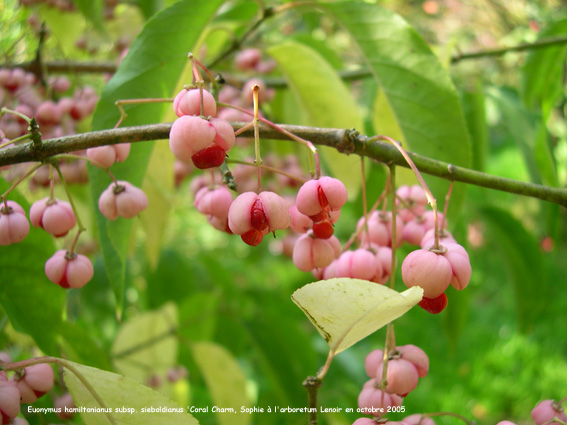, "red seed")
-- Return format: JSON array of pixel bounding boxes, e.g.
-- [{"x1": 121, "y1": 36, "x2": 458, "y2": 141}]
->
[
  {"x1": 418, "y1": 293, "x2": 448, "y2": 314},
  {"x1": 241, "y1": 229, "x2": 264, "y2": 246},
  {"x1": 312, "y1": 220, "x2": 334, "y2": 239},
  {"x1": 250, "y1": 199, "x2": 268, "y2": 231},
  {"x1": 191, "y1": 145, "x2": 226, "y2": 169}
]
